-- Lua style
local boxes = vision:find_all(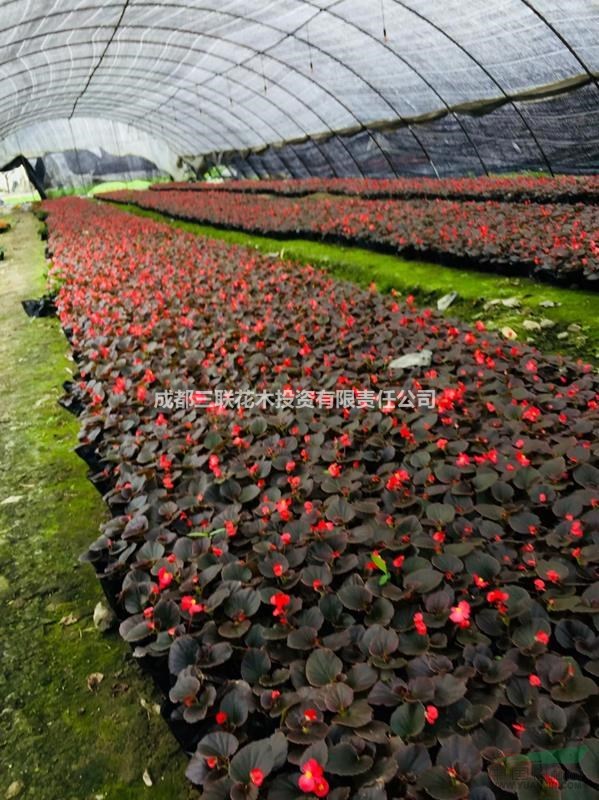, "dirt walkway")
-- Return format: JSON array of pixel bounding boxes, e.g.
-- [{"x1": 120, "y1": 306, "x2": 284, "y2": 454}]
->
[{"x1": 0, "y1": 211, "x2": 194, "y2": 800}]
